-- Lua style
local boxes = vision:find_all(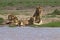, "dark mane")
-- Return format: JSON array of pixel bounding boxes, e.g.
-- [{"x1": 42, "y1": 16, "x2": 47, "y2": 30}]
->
[
  {"x1": 33, "y1": 7, "x2": 42, "y2": 23},
  {"x1": 33, "y1": 7, "x2": 41, "y2": 17}
]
